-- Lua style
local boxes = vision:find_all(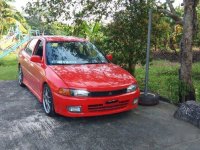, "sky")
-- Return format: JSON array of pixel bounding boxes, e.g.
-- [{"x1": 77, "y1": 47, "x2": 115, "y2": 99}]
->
[
  {"x1": 10, "y1": 0, "x2": 30, "y2": 12},
  {"x1": 11, "y1": 0, "x2": 183, "y2": 13},
  {"x1": 160, "y1": 0, "x2": 182, "y2": 7}
]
